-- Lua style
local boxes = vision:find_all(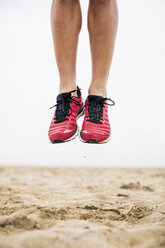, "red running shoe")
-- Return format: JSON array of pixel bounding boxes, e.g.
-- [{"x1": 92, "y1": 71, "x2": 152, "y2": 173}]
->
[
  {"x1": 48, "y1": 87, "x2": 84, "y2": 143},
  {"x1": 80, "y1": 95, "x2": 115, "y2": 143}
]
